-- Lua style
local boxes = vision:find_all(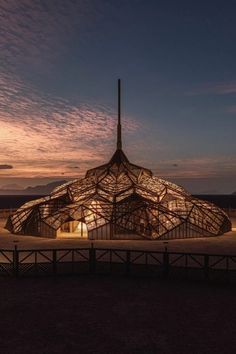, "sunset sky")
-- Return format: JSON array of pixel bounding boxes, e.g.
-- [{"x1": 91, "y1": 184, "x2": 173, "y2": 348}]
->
[{"x1": 1, "y1": 0, "x2": 236, "y2": 193}]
